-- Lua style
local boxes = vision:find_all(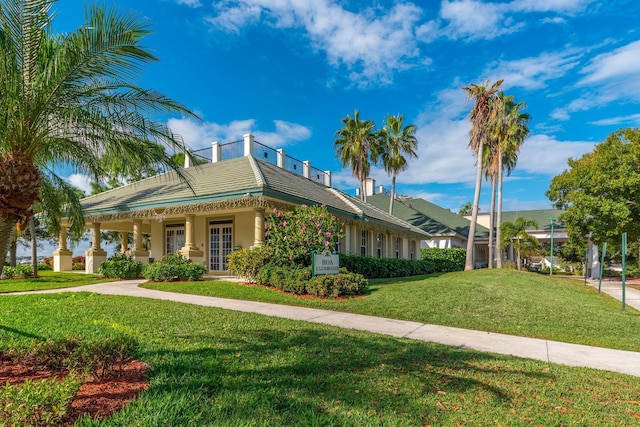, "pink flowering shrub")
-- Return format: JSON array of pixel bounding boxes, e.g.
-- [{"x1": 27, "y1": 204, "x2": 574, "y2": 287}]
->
[{"x1": 266, "y1": 204, "x2": 345, "y2": 266}]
